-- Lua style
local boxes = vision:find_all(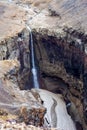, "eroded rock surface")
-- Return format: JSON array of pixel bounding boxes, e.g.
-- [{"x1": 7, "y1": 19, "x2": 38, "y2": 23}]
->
[
  {"x1": 0, "y1": 122, "x2": 56, "y2": 130},
  {"x1": 27, "y1": 0, "x2": 87, "y2": 129},
  {"x1": 0, "y1": 60, "x2": 46, "y2": 126},
  {"x1": 0, "y1": 0, "x2": 87, "y2": 130},
  {"x1": 0, "y1": 1, "x2": 27, "y2": 42},
  {"x1": 0, "y1": 59, "x2": 77, "y2": 130}
]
